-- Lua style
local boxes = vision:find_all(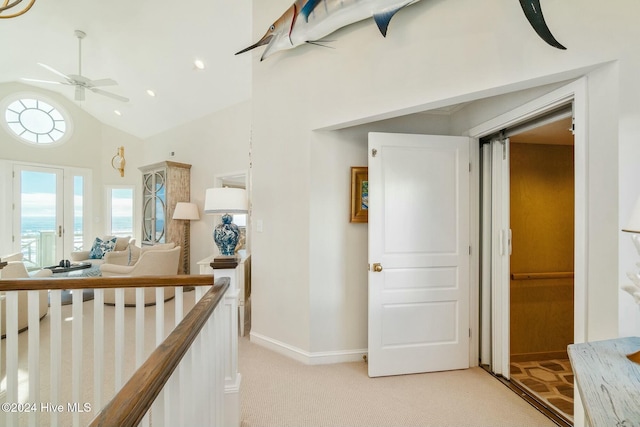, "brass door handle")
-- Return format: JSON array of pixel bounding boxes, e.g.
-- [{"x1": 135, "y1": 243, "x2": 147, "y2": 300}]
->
[{"x1": 373, "y1": 263, "x2": 383, "y2": 272}]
